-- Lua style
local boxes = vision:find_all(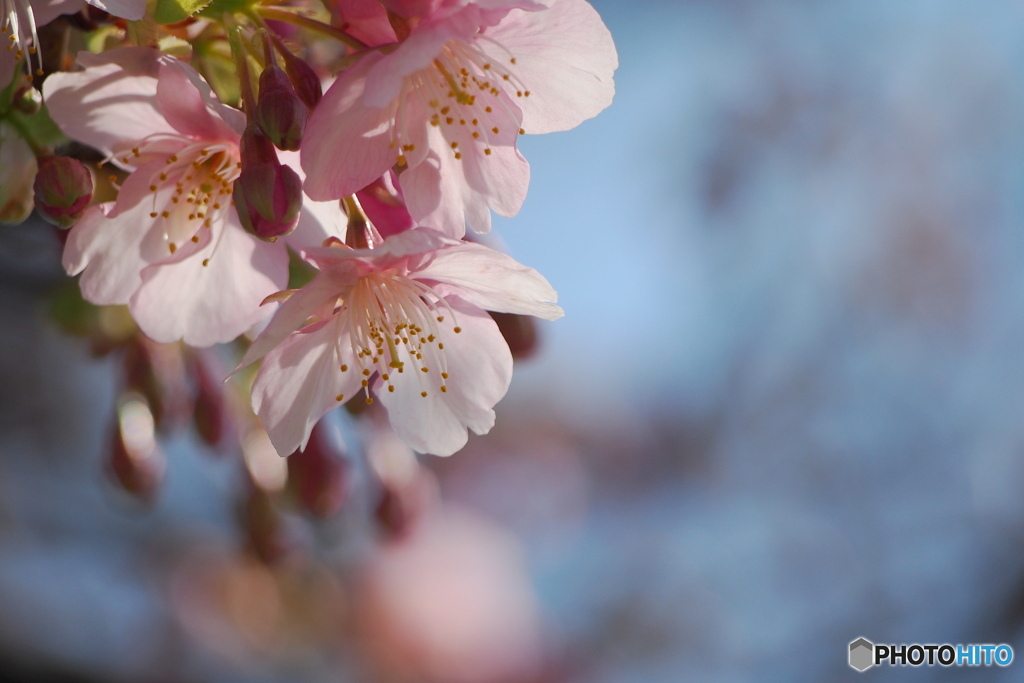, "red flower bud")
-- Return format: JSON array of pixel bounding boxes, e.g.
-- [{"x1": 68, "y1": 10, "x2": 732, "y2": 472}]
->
[
  {"x1": 189, "y1": 351, "x2": 231, "y2": 450},
  {"x1": 255, "y1": 65, "x2": 308, "y2": 152},
  {"x1": 33, "y1": 156, "x2": 94, "y2": 228},
  {"x1": 234, "y1": 126, "x2": 302, "y2": 241},
  {"x1": 274, "y1": 45, "x2": 323, "y2": 110},
  {"x1": 108, "y1": 394, "x2": 164, "y2": 501},
  {"x1": 490, "y1": 311, "x2": 539, "y2": 359},
  {"x1": 287, "y1": 422, "x2": 349, "y2": 518}
]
